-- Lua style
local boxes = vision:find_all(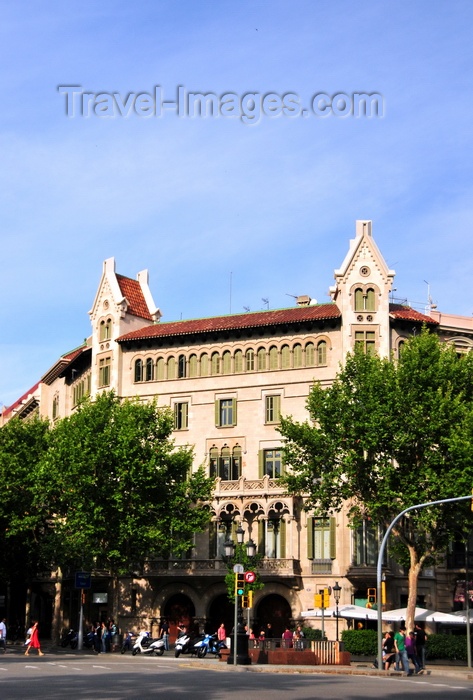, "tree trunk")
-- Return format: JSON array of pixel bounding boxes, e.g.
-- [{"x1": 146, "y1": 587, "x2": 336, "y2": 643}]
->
[
  {"x1": 406, "y1": 546, "x2": 422, "y2": 632},
  {"x1": 52, "y1": 567, "x2": 63, "y2": 644}
]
